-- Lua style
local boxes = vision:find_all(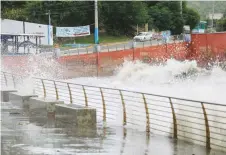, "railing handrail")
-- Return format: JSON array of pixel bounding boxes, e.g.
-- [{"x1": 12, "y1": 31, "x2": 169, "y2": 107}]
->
[
  {"x1": 2, "y1": 70, "x2": 226, "y2": 151},
  {"x1": 1, "y1": 71, "x2": 224, "y2": 107},
  {"x1": 33, "y1": 77, "x2": 226, "y2": 107}
]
